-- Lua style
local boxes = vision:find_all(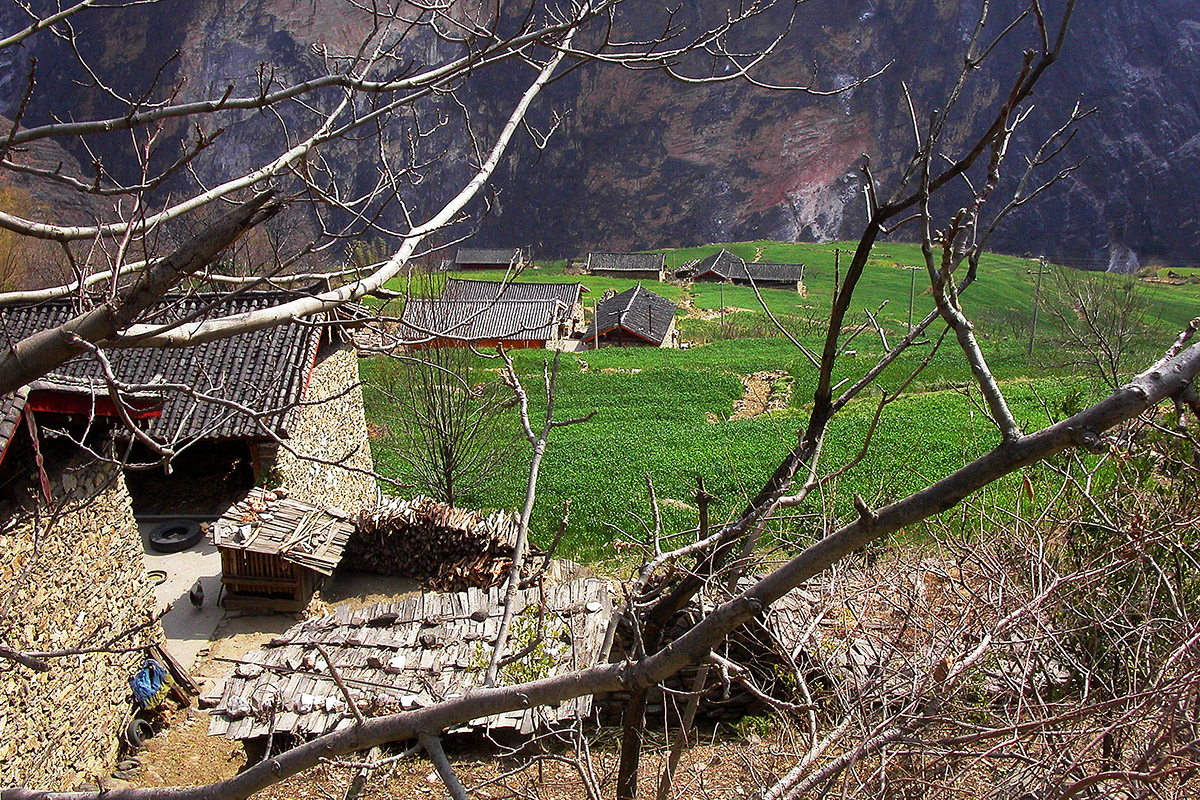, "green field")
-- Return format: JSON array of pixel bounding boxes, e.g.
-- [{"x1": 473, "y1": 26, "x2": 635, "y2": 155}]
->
[{"x1": 363, "y1": 241, "x2": 1200, "y2": 564}]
